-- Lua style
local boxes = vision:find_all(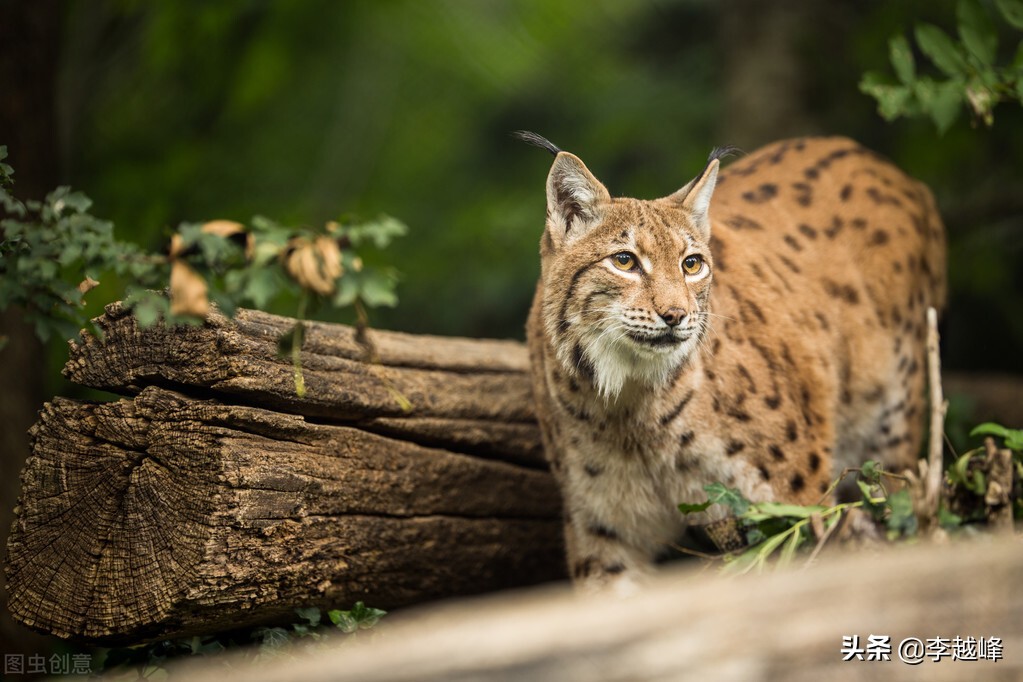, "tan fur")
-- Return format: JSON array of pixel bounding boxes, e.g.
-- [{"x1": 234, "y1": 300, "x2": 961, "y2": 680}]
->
[{"x1": 526, "y1": 136, "x2": 946, "y2": 590}]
